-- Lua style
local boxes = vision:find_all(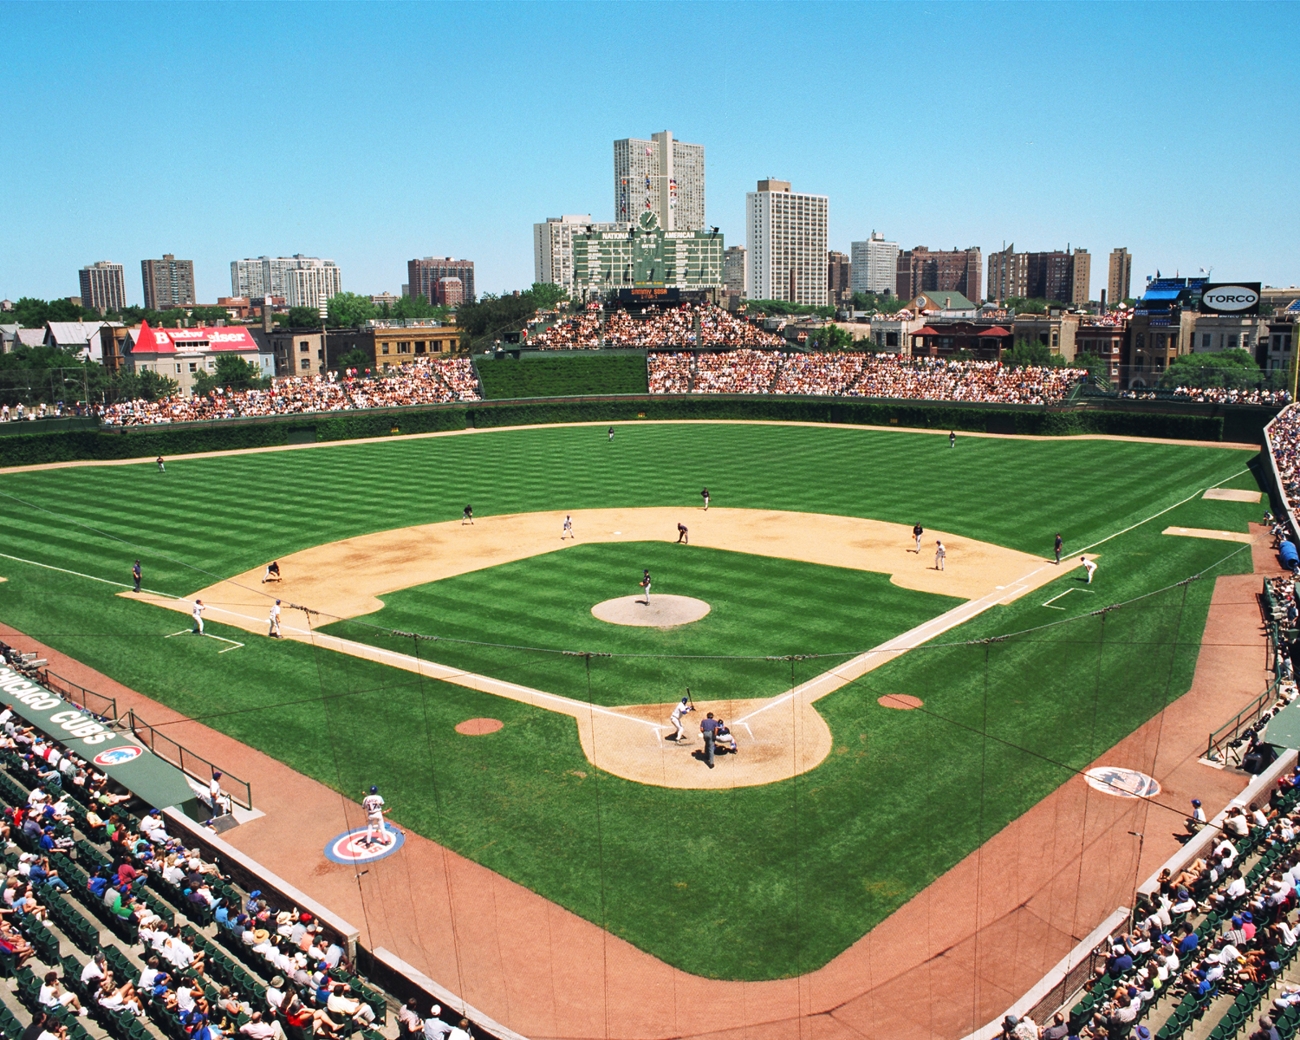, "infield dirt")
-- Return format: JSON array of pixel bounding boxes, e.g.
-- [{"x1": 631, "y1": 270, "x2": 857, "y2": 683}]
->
[{"x1": 127, "y1": 507, "x2": 1087, "y2": 789}]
